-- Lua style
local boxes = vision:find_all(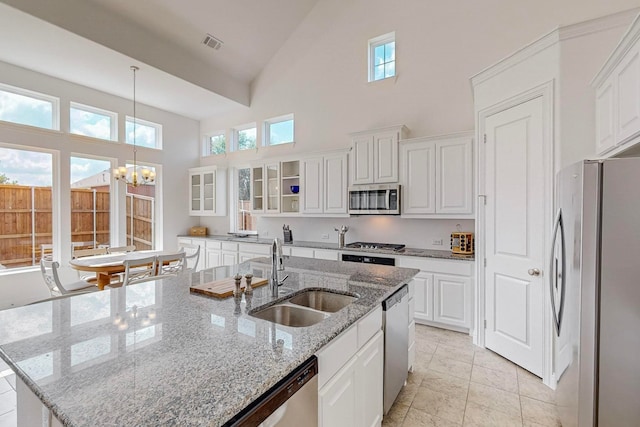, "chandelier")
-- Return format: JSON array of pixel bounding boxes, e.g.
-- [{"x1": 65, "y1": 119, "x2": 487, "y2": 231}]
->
[{"x1": 113, "y1": 66, "x2": 156, "y2": 187}]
